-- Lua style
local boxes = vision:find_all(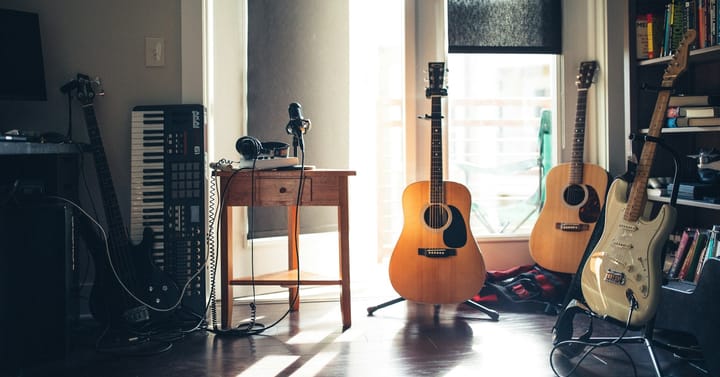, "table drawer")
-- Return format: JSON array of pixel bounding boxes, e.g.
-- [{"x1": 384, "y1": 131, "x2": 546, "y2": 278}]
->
[{"x1": 254, "y1": 177, "x2": 311, "y2": 205}]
